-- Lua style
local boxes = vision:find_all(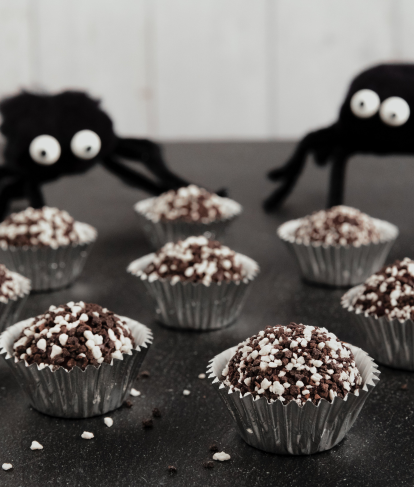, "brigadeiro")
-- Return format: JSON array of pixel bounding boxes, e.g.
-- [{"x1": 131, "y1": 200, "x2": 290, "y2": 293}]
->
[
  {"x1": 0, "y1": 301, "x2": 152, "y2": 417},
  {"x1": 277, "y1": 205, "x2": 398, "y2": 287},
  {"x1": 0, "y1": 264, "x2": 30, "y2": 333},
  {"x1": 128, "y1": 236, "x2": 259, "y2": 330},
  {"x1": 342, "y1": 257, "x2": 414, "y2": 370},
  {"x1": 208, "y1": 323, "x2": 379, "y2": 455},
  {"x1": 134, "y1": 184, "x2": 242, "y2": 247},
  {"x1": 0, "y1": 206, "x2": 97, "y2": 291}
]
